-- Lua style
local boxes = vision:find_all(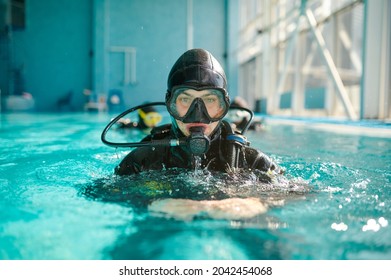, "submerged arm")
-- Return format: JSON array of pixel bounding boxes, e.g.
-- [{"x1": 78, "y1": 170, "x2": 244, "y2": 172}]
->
[{"x1": 148, "y1": 197, "x2": 268, "y2": 221}]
